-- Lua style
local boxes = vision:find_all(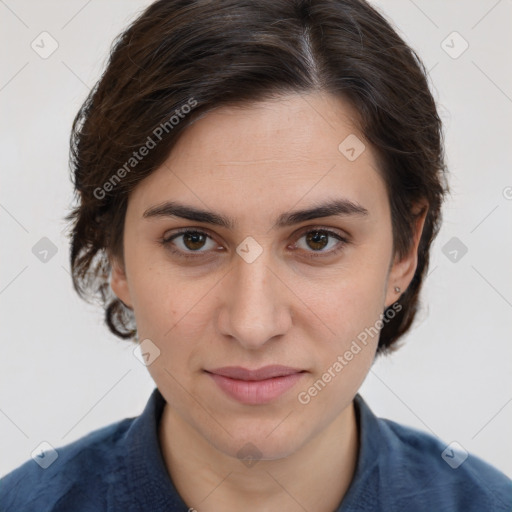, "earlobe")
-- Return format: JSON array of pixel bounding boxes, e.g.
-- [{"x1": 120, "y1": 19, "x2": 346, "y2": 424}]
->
[
  {"x1": 110, "y1": 257, "x2": 133, "y2": 309},
  {"x1": 385, "y1": 202, "x2": 429, "y2": 308}
]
